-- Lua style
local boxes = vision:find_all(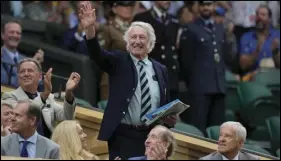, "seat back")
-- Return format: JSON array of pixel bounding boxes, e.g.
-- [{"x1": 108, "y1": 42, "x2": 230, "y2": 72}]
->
[
  {"x1": 174, "y1": 122, "x2": 204, "y2": 137},
  {"x1": 266, "y1": 116, "x2": 280, "y2": 154},
  {"x1": 206, "y1": 126, "x2": 220, "y2": 141}
]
